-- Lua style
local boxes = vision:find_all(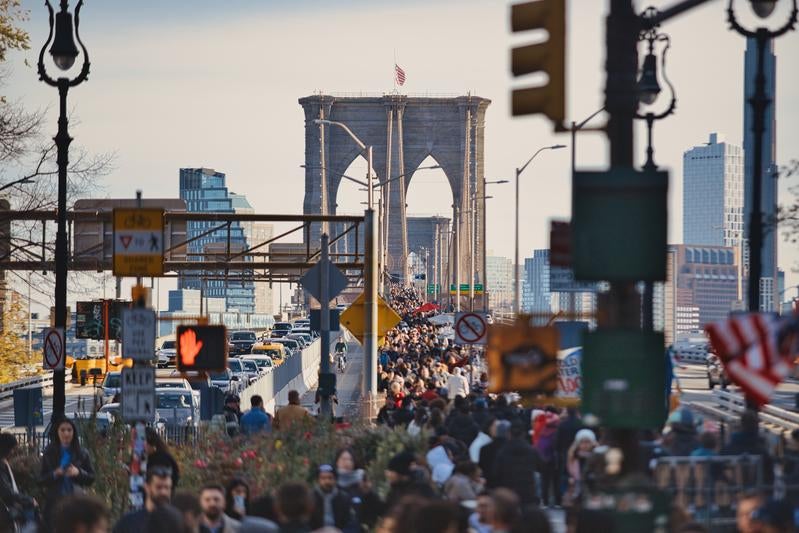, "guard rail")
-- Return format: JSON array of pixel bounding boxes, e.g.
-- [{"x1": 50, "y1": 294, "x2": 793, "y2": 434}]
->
[{"x1": 0, "y1": 372, "x2": 69, "y2": 402}]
